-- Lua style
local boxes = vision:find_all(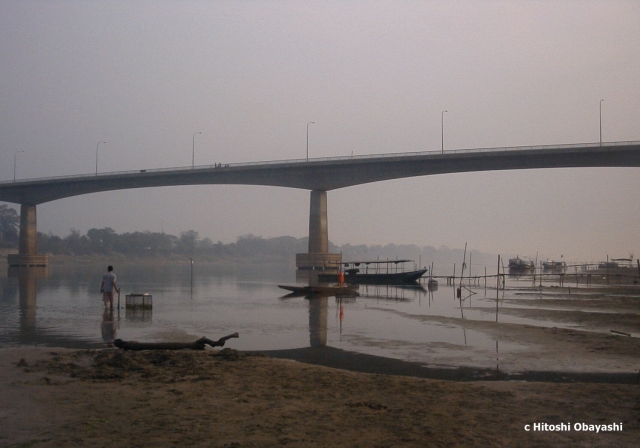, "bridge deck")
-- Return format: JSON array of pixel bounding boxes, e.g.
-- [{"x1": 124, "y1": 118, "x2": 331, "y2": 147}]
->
[{"x1": 1, "y1": 141, "x2": 639, "y2": 205}]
